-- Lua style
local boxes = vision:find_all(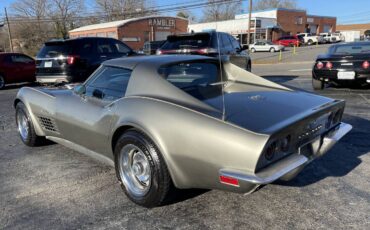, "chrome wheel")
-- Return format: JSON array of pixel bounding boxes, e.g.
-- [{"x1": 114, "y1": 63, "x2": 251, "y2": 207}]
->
[
  {"x1": 17, "y1": 110, "x2": 29, "y2": 141},
  {"x1": 119, "y1": 144, "x2": 151, "y2": 197},
  {"x1": 0, "y1": 76, "x2": 5, "y2": 89}
]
